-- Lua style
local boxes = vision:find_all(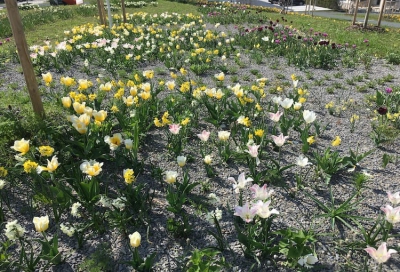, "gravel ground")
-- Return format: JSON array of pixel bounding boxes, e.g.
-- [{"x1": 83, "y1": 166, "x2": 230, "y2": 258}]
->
[{"x1": 1, "y1": 25, "x2": 400, "y2": 271}]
